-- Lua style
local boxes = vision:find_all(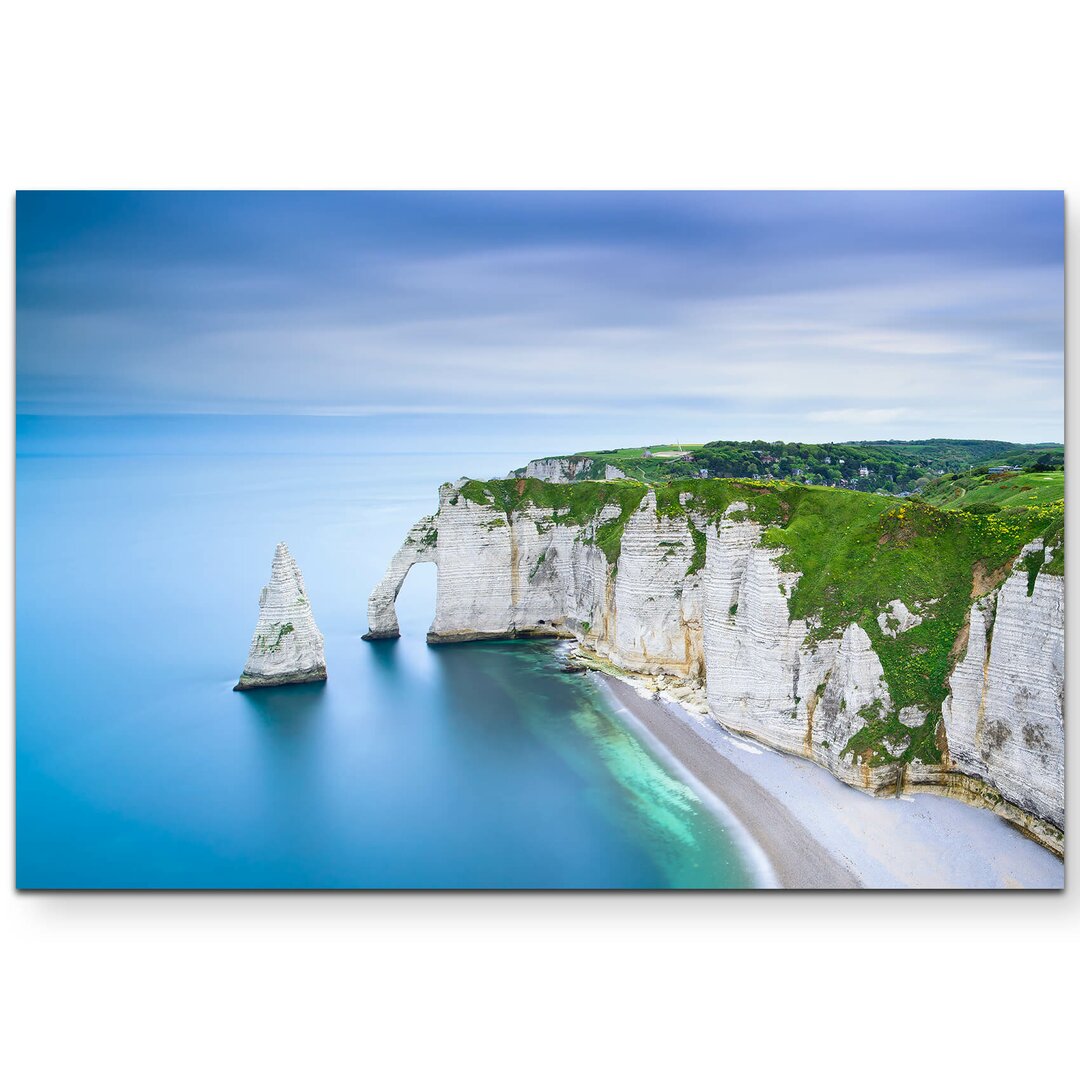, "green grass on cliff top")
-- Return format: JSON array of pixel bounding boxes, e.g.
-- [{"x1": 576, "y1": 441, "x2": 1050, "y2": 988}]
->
[
  {"x1": 456, "y1": 475, "x2": 1063, "y2": 767},
  {"x1": 570, "y1": 444, "x2": 703, "y2": 458},
  {"x1": 764, "y1": 491, "x2": 1060, "y2": 690},
  {"x1": 921, "y1": 469, "x2": 1064, "y2": 510},
  {"x1": 458, "y1": 477, "x2": 648, "y2": 567},
  {"x1": 763, "y1": 488, "x2": 1061, "y2": 766}
]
